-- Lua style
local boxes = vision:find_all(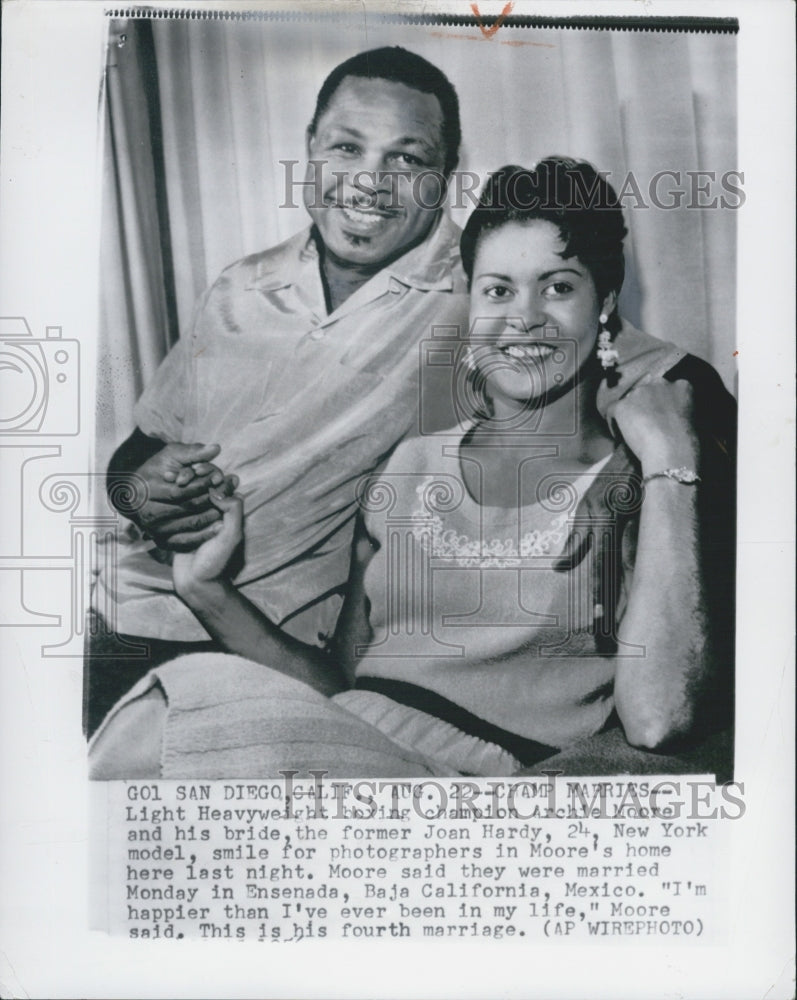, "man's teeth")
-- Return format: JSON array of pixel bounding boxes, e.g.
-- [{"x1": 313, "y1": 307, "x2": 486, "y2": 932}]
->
[
  {"x1": 502, "y1": 343, "x2": 556, "y2": 359},
  {"x1": 340, "y1": 205, "x2": 391, "y2": 228}
]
